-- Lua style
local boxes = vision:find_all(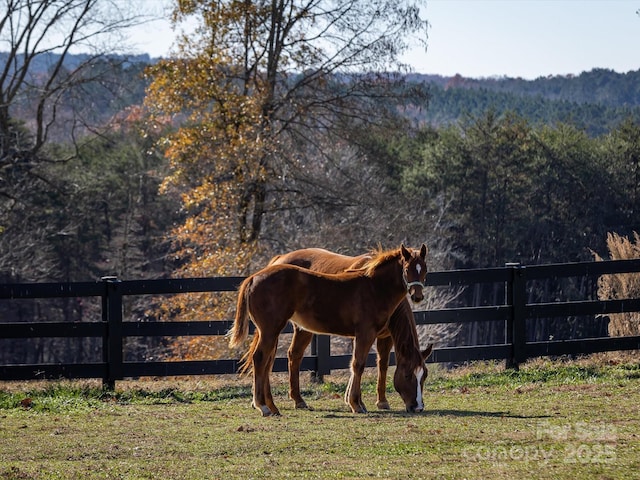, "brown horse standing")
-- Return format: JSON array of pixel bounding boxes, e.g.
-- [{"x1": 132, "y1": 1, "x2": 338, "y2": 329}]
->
[
  {"x1": 229, "y1": 244, "x2": 428, "y2": 416},
  {"x1": 269, "y1": 248, "x2": 432, "y2": 412}
]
